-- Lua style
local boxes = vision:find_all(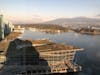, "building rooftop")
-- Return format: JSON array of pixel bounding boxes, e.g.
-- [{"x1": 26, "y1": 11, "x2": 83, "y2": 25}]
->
[
  {"x1": 35, "y1": 43, "x2": 80, "y2": 52},
  {"x1": 31, "y1": 39, "x2": 54, "y2": 46}
]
